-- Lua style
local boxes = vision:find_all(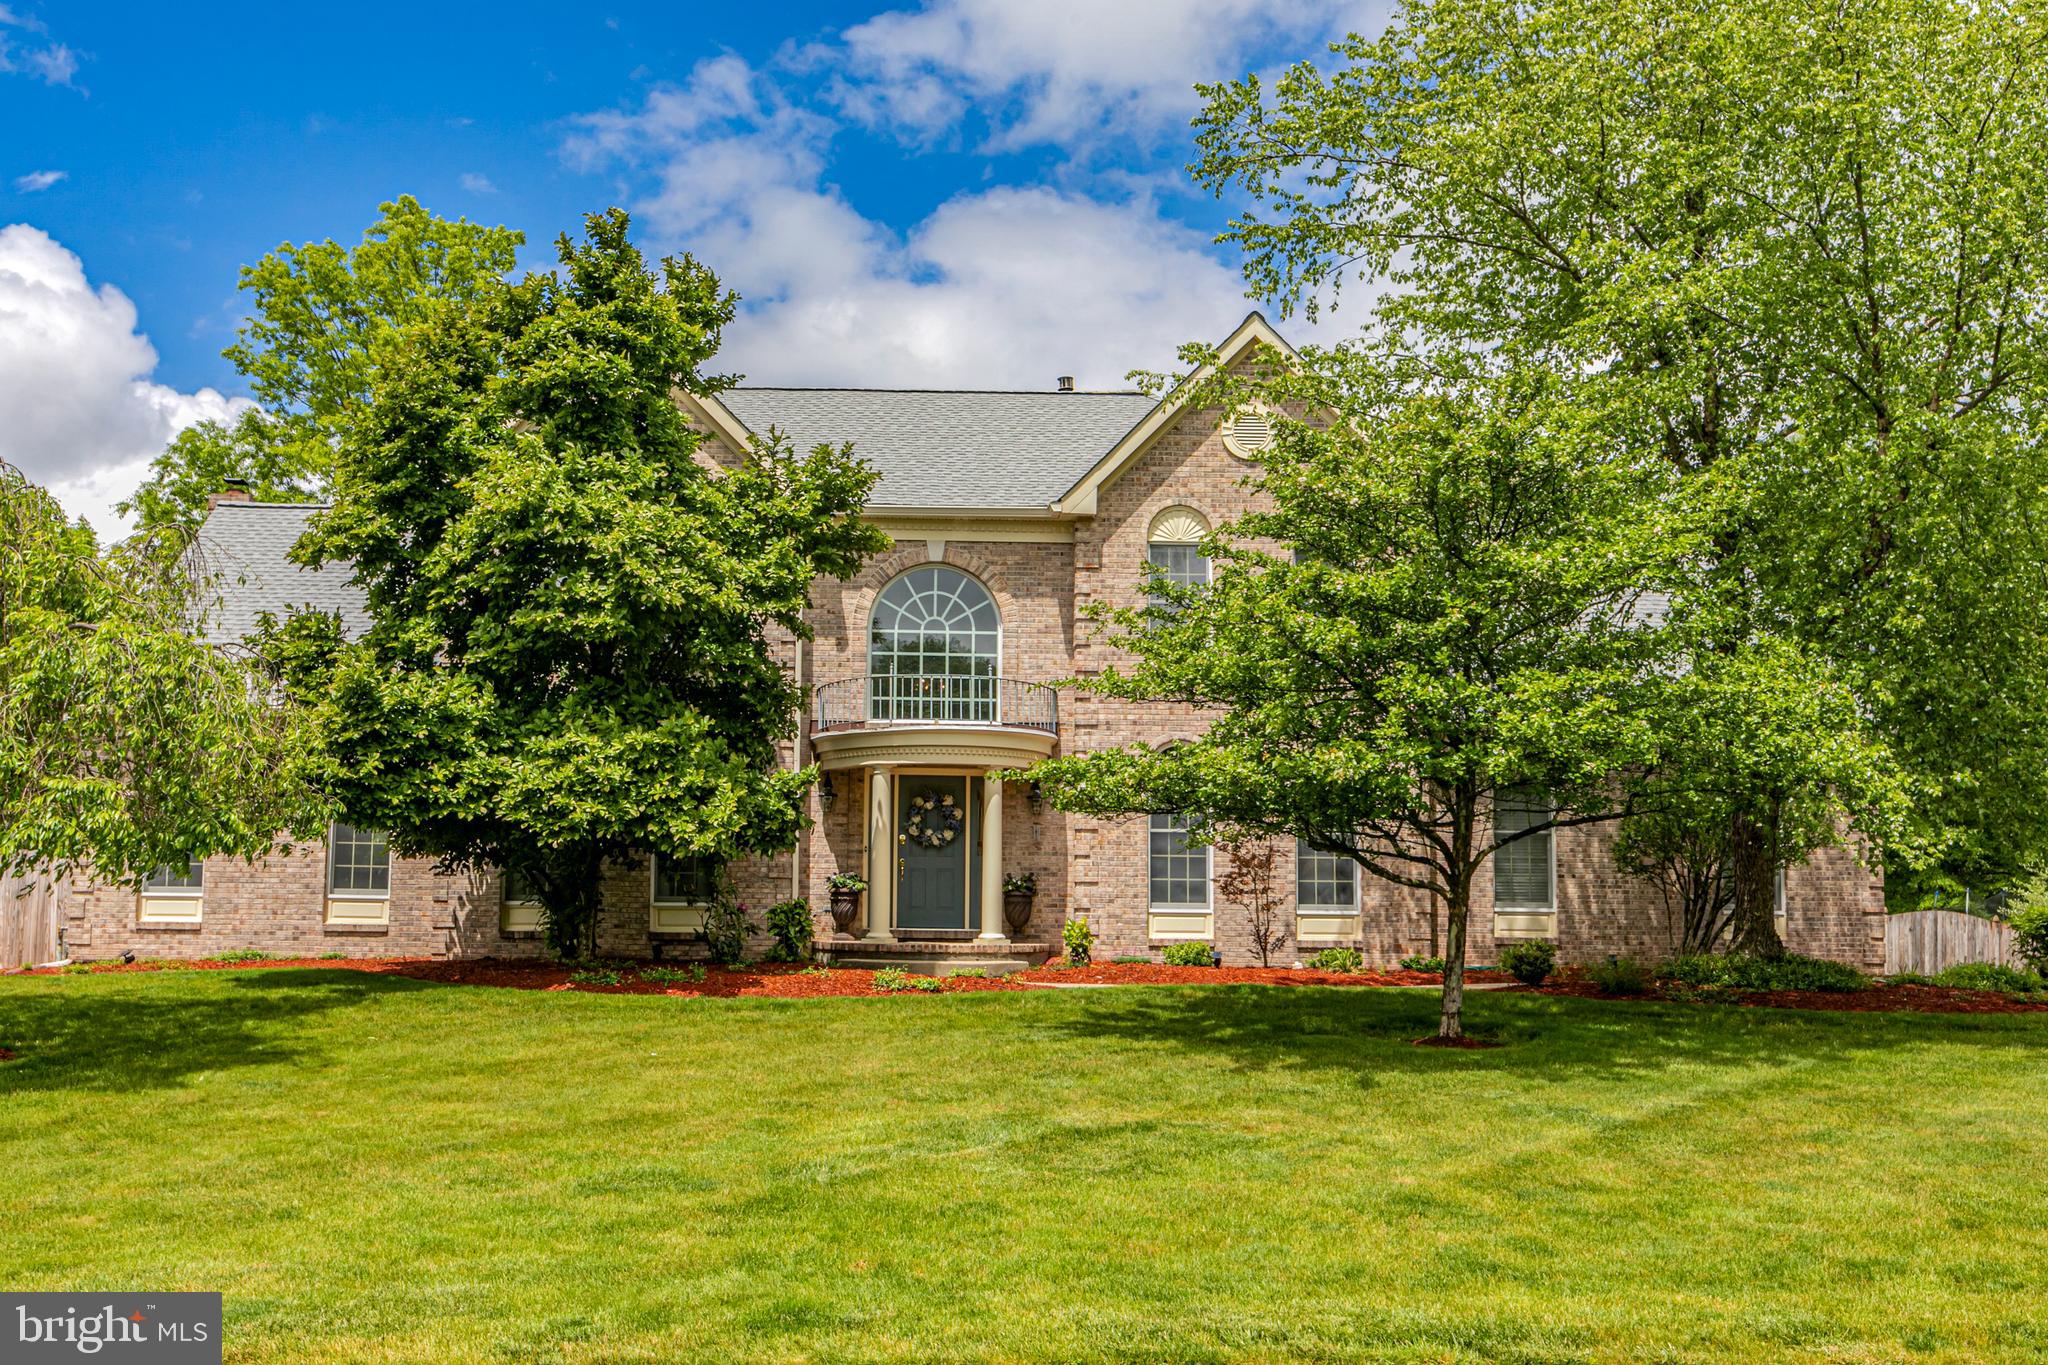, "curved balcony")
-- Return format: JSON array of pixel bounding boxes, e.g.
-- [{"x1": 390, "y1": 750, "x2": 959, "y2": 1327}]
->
[{"x1": 810, "y1": 674, "x2": 1059, "y2": 770}]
